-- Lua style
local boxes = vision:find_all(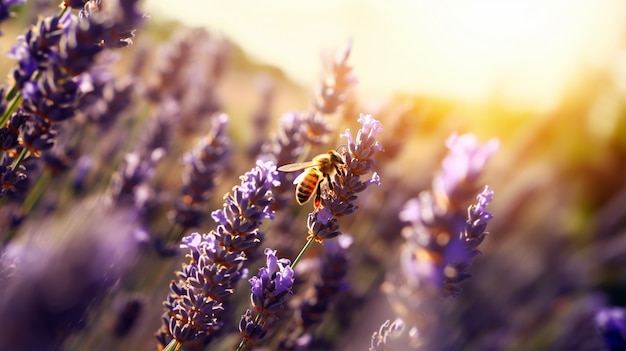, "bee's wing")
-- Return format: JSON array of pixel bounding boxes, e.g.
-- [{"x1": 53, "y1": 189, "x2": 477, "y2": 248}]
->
[
  {"x1": 277, "y1": 161, "x2": 317, "y2": 172},
  {"x1": 293, "y1": 171, "x2": 309, "y2": 184}
]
